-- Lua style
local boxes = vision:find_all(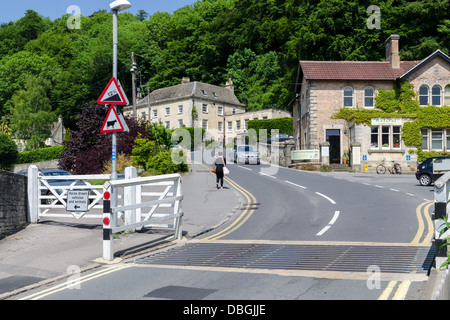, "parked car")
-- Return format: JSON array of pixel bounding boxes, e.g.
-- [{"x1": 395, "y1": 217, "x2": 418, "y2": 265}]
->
[
  {"x1": 267, "y1": 133, "x2": 292, "y2": 144},
  {"x1": 416, "y1": 156, "x2": 450, "y2": 186},
  {"x1": 16, "y1": 169, "x2": 89, "y2": 204},
  {"x1": 233, "y1": 145, "x2": 260, "y2": 164}
]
